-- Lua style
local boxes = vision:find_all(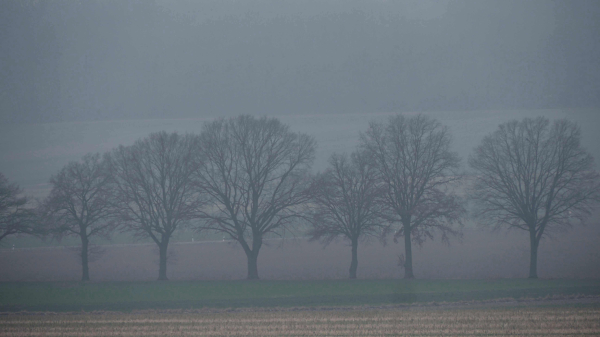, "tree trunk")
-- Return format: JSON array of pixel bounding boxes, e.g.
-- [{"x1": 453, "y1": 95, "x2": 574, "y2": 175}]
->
[
  {"x1": 403, "y1": 223, "x2": 414, "y2": 279},
  {"x1": 349, "y1": 238, "x2": 358, "y2": 279},
  {"x1": 80, "y1": 235, "x2": 90, "y2": 282},
  {"x1": 158, "y1": 237, "x2": 169, "y2": 281},
  {"x1": 246, "y1": 232, "x2": 262, "y2": 280},
  {"x1": 528, "y1": 230, "x2": 539, "y2": 279},
  {"x1": 247, "y1": 252, "x2": 259, "y2": 280}
]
